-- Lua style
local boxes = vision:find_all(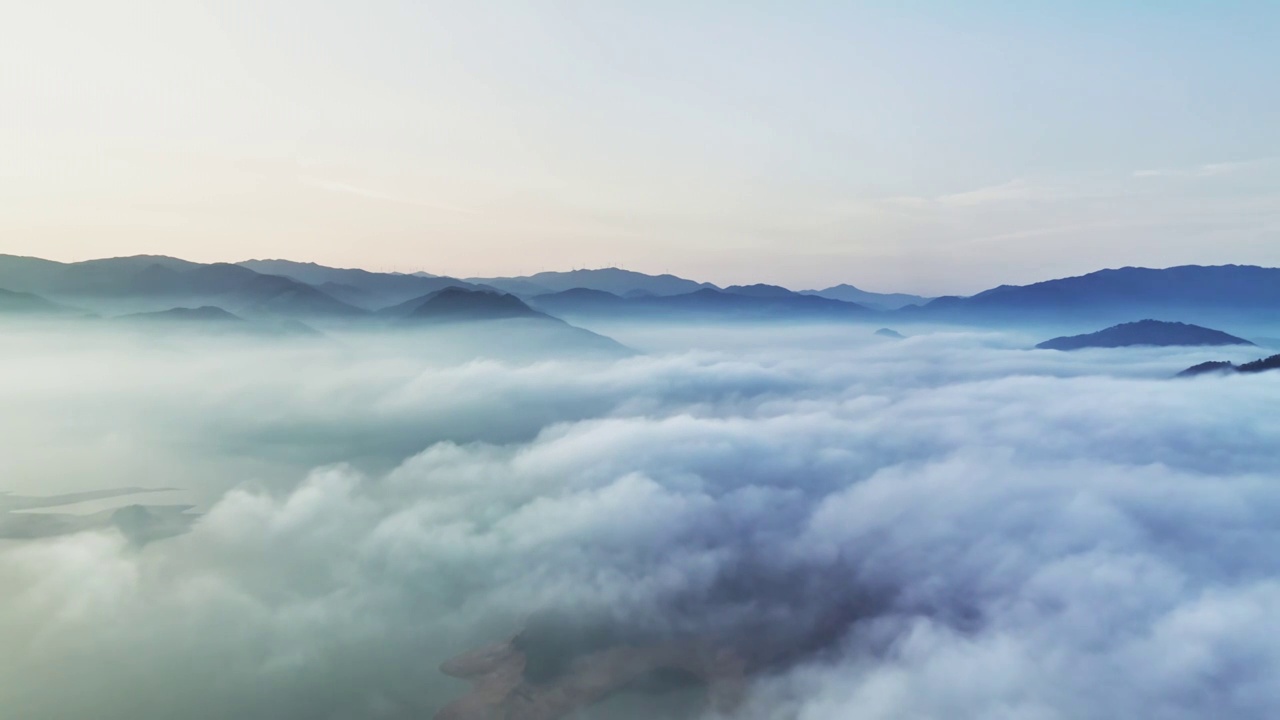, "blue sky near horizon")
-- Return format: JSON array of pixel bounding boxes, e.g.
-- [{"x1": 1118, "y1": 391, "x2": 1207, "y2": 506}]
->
[{"x1": 2, "y1": 1, "x2": 1277, "y2": 294}]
